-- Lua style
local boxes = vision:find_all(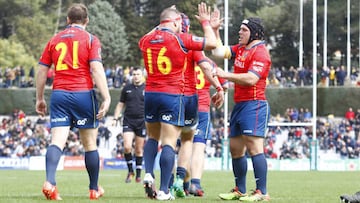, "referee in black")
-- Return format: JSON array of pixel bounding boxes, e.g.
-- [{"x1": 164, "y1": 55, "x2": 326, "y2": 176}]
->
[{"x1": 112, "y1": 66, "x2": 146, "y2": 183}]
